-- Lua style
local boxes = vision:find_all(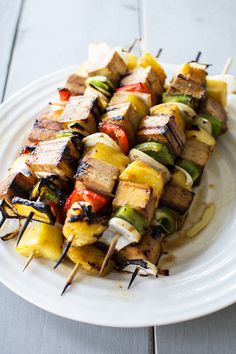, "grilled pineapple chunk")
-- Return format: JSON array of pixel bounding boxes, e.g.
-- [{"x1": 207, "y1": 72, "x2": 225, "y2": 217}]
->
[
  {"x1": 86, "y1": 142, "x2": 129, "y2": 172},
  {"x1": 150, "y1": 103, "x2": 185, "y2": 130},
  {"x1": 16, "y1": 222, "x2": 63, "y2": 260},
  {"x1": 206, "y1": 78, "x2": 227, "y2": 107},
  {"x1": 139, "y1": 52, "x2": 166, "y2": 84},
  {"x1": 67, "y1": 244, "x2": 114, "y2": 275},
  {"x1": 186, "y1": 129, "x2": 216, "y2": 149},
  {"x1": 120, "y1": 160, "x2": 164, "y2": 204},
  {"x1": 180, "y1": 63, "x2": 207, "y2": 84},
  {"x1": 63, "y1": 202, "x2": 107, "y2": 247},
  {"x1": 126, "y1": 53, "x2": 138, "y2": 70}
]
